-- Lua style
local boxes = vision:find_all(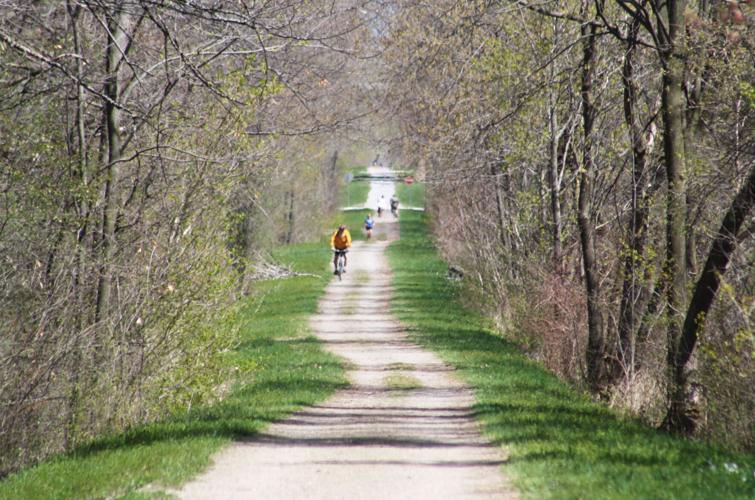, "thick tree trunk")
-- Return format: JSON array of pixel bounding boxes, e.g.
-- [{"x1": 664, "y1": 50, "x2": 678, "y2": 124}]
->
[
  {"x1": 659, "y1": 0, "x2": 689, "y2": 433},
  {"x1": 665, "y1": 162, "x2": 755, "y2": 433},
  {"x1": 578, "y1": 5, "x2": 606, "y2": 392}
]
